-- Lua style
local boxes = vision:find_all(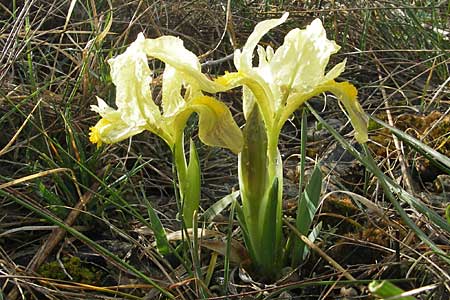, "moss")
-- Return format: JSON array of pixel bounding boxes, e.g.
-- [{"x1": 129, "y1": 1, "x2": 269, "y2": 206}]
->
[
  {"x1": 318, "y1": 194, "x2": 362, "y2": 234},
  {"x1": 38, "y1": 256, "x2": 103, "y2": 284},
  {"x1": 369, "y1": 111, "x2": 450, "y2": 181}
]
